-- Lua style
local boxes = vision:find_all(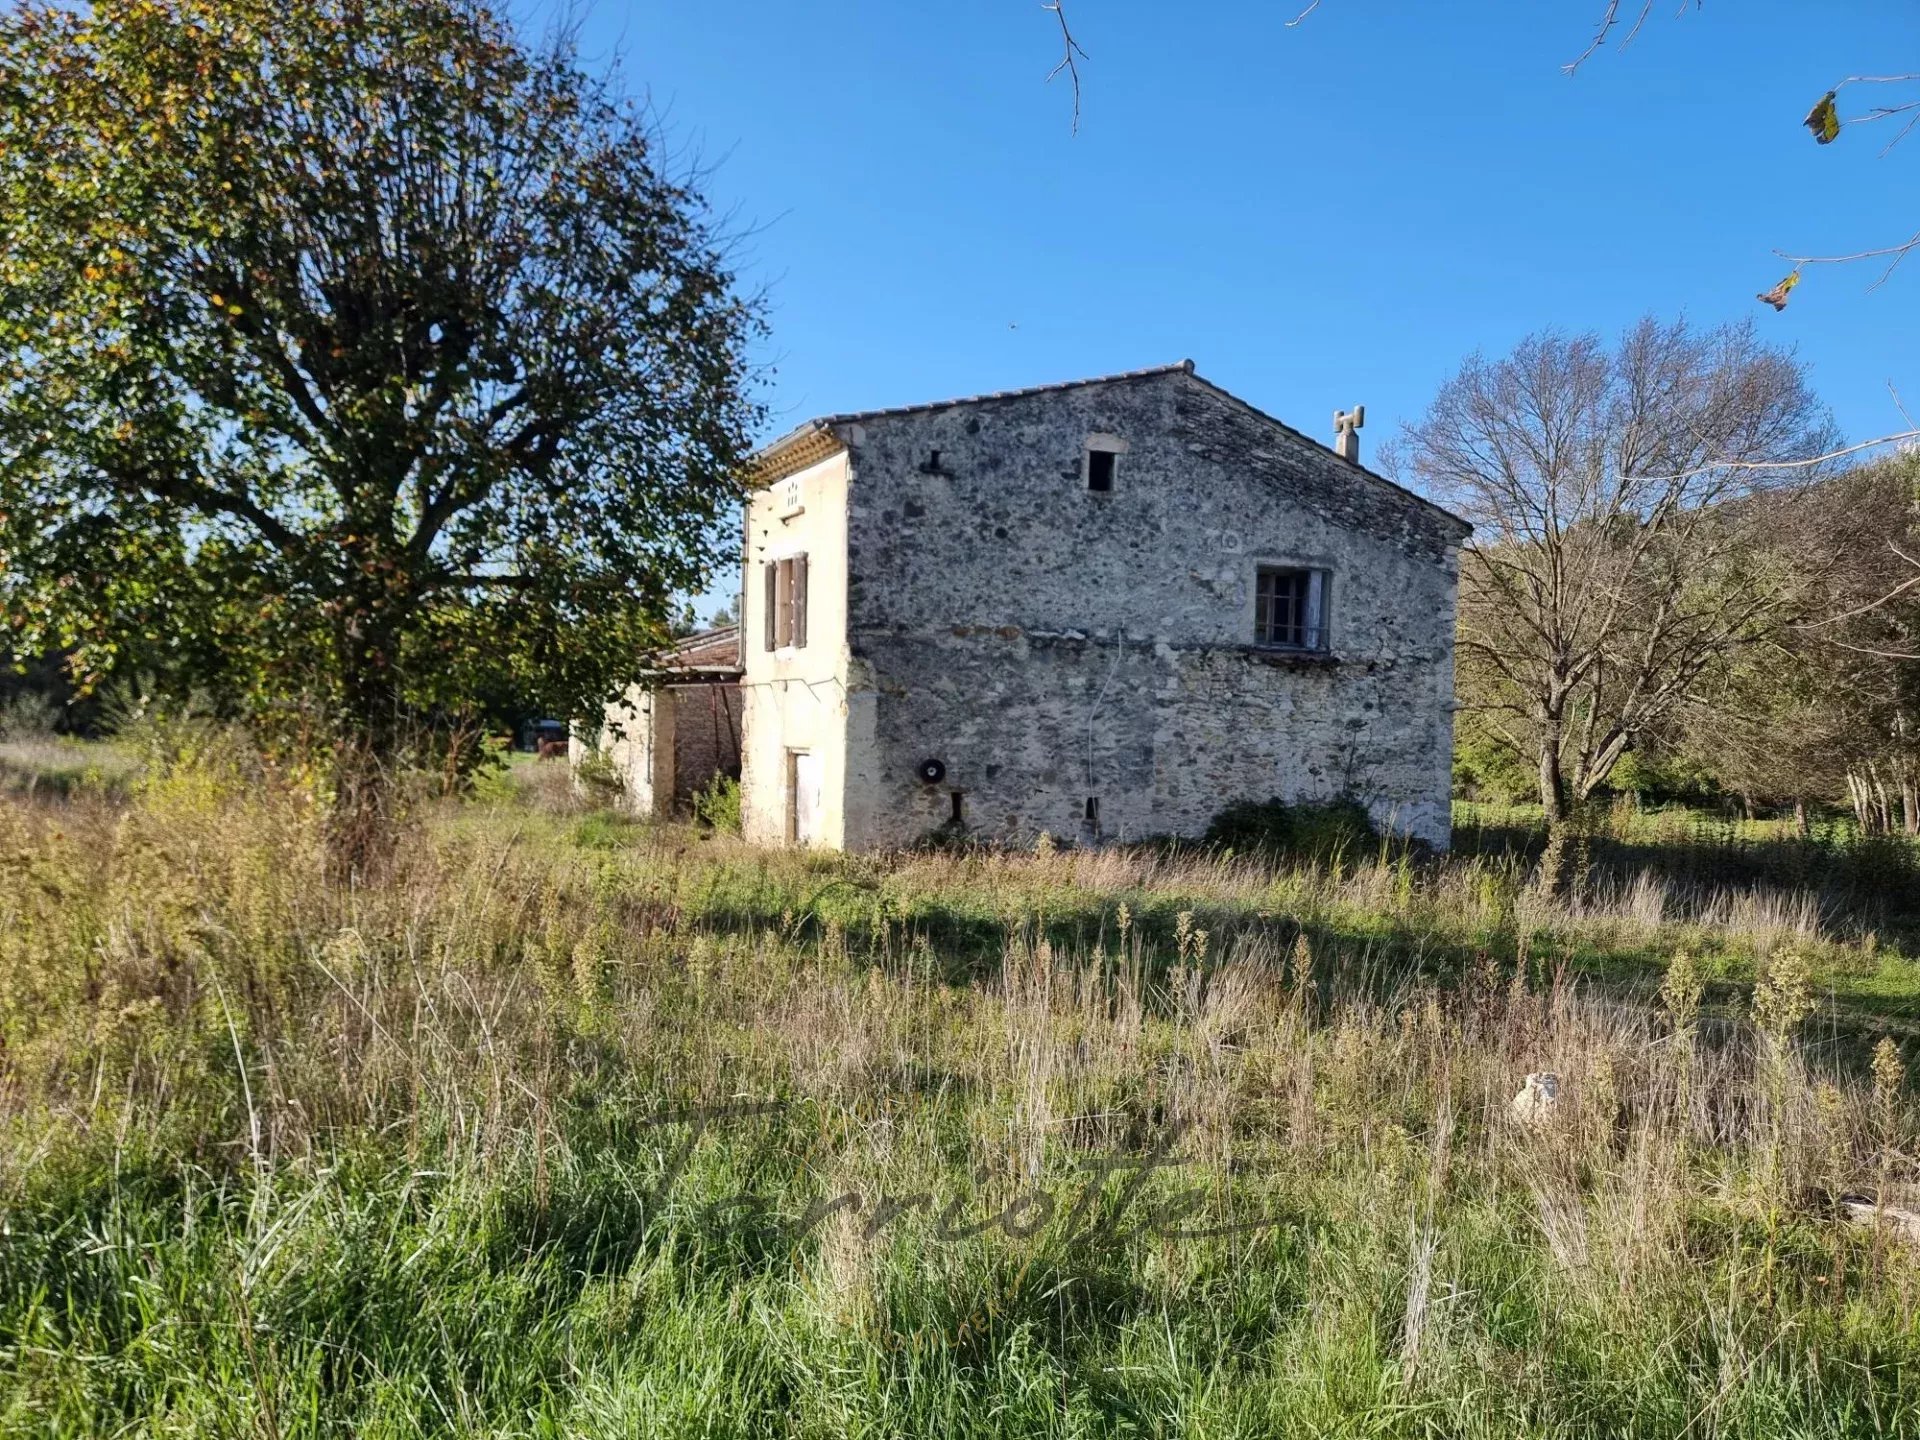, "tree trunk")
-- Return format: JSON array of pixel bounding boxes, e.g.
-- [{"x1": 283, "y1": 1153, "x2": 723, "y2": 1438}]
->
[
  {"x1": 326, "y1": 599, "x2": 407, "y2": 881},
  {"x1": 1537, "y1": 739, "x2": 1567, "y2": 826},
  {"x1": 1848, "y1": 771, "x2": 1870, "y2": 833},
  {"x1": 1532, "y1": 725, "x2": 1580, "y2": 896},
  {"x1": 1793, "y1": 797, "x2": 1809, "y2": 838},
  {"x1": 1873, "y1": 766, "x2": 1896, "y2": 837}
]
